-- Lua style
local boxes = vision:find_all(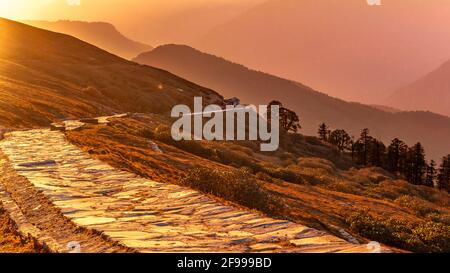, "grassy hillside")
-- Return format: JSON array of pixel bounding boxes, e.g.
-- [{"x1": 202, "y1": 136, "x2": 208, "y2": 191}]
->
[
  {"x1": 66, "y1": 114, "x2": 450, "y2": 252},
  {"x1": 0, "y1": 18, "x2": 222, "y2": 129},
  {"x1": 134, "y1": 44, "x2": 450, "y2": 161},
  {"x1": 1, "y1": 18, "x2": 449, "y2": 252}
]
